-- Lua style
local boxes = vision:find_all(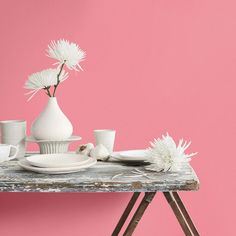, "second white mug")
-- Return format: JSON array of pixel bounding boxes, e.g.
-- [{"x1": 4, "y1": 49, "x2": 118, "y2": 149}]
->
[{"x1": 94, "y1": 129, "x2": 116, "y2": 153}]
